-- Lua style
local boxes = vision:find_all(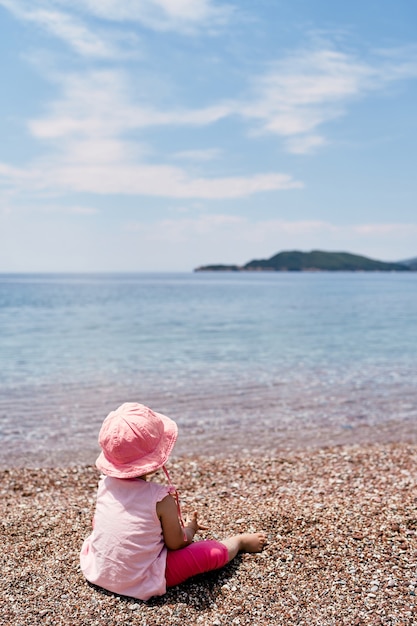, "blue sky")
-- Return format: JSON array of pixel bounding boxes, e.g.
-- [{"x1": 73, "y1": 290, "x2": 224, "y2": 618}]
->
[{"x1": 0, "y1": 0, "x2": 416, "y2": 271}]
